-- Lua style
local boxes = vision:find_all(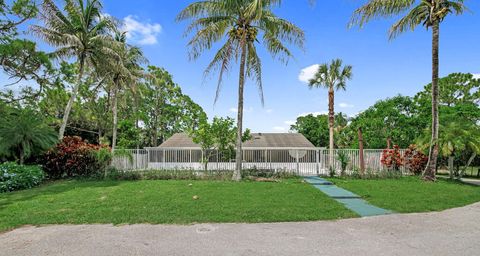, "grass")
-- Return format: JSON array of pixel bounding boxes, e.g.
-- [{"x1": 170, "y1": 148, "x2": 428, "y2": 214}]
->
[
  {"x1": 0, "y1": 179, "x2": 356, "y2": 232},
  {"x1": 328, "y1": 176, "x2": 480, "y2": 213}
]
